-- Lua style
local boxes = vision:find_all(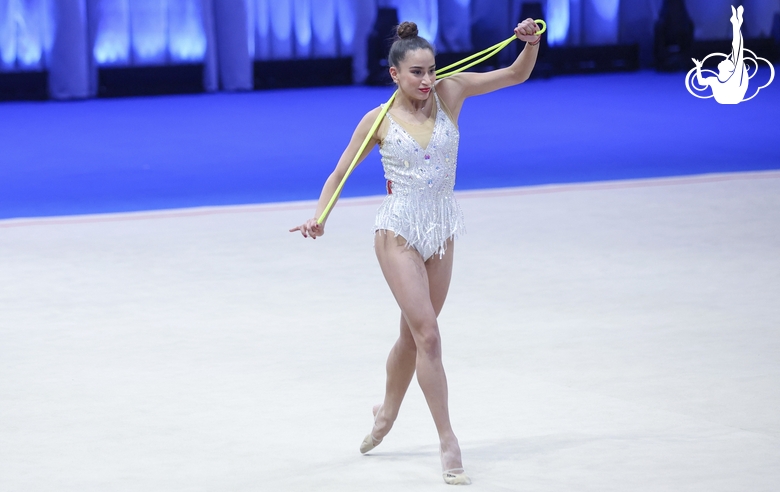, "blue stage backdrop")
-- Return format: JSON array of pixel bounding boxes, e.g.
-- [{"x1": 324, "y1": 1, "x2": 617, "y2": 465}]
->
[{"x1": 2, "y1": 1, "x2": 779, "y2": 98}]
